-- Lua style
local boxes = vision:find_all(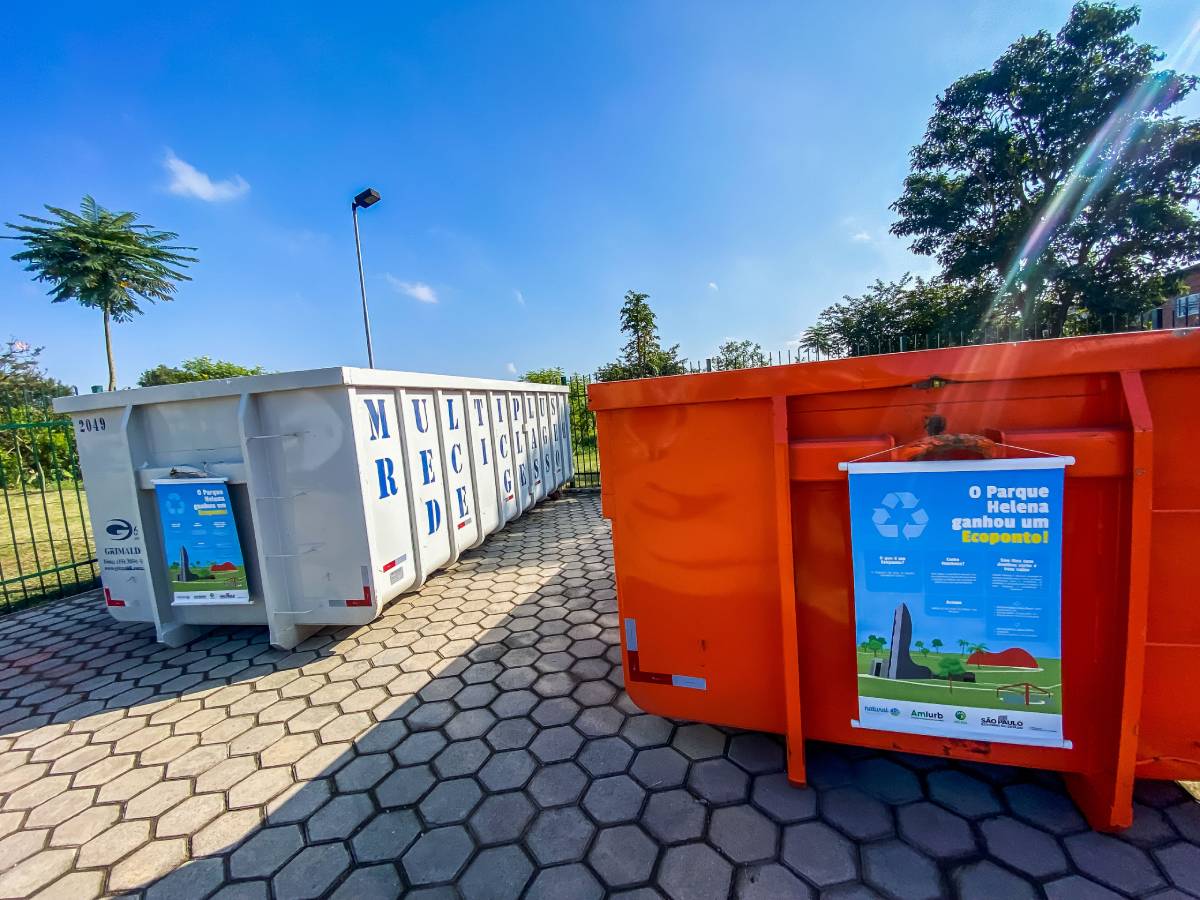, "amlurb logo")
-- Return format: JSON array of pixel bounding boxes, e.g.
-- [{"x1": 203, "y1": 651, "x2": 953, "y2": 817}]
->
[{"x1": 910, "y1": 709, "x2": 944, "y2": 721}]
